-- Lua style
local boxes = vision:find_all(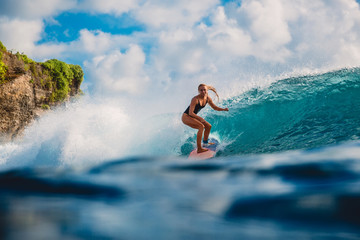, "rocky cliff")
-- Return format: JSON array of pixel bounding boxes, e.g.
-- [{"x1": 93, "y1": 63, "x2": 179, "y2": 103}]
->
[{"x1": 0, "y1": 41, "x2": 84, "y2": 141}]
